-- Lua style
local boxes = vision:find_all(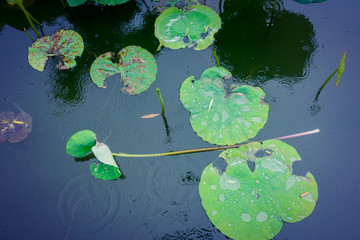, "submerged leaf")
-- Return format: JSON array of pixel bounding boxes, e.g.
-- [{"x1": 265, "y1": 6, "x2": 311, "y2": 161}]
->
[
  {"x1": 336, "y1": 51, "x2": 346, "y2": 86},
  {"x1": 90, "y1": 163, "x2": 121, "y2": 180},
  {"x1": 28, "y1": 29, "x2": 84, "y2": 71},
  {"x1": 90, "y1": 46, "x2": 158, "y2": 94},
  {"x1": 199, "y1": 140, "x2": 318, "y2": 240},
  {"x1": 66, "y1": 130, "x2": 96, "y2": 157},
  {"x1": 154, "y1": 5, "x2": 221, "y2": 50},
  {"x1": 0, "y1": 111, "x2": 32, "y2": 143},
  {"x1": 180, "y1": 67, "x2": 269, "y2": 145},
  {"x1": 91, "y1": 139, "x2": 118, "y2": 168}
]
